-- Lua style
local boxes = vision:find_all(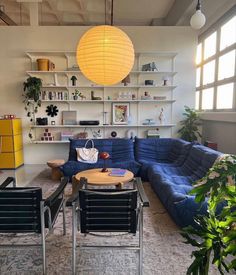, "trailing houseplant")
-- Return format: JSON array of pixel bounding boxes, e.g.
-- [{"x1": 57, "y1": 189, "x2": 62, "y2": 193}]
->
[
  {"x1": 181, "y1": 155, "x2": 236, "y2": 275},
  {"x1": 23, "y1": 76, "x2": 42, "y2": 139},
  {"x1": 178, "y1": 105, "x2": 202, "y2": 142}
]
